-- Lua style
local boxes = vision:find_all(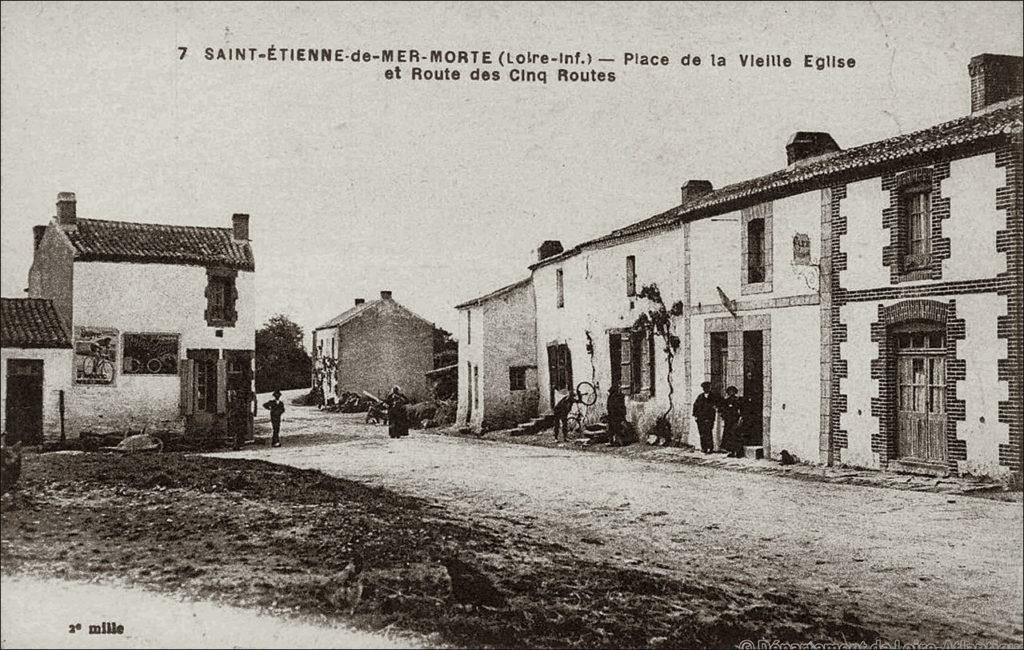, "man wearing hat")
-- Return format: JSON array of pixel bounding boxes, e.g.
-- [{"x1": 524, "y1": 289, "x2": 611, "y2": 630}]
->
[
  {"x1": 692, "y1": 381, "x2": 719, "y2": 453},
  {"x1": 263, "y1": 390, "x2": 286, "y2": 448}
]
